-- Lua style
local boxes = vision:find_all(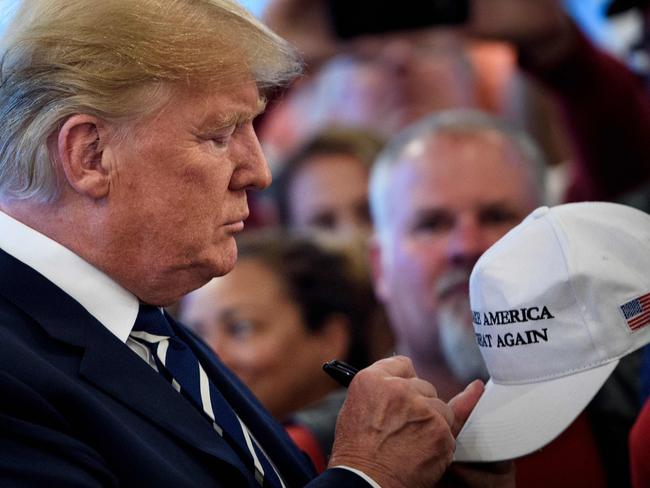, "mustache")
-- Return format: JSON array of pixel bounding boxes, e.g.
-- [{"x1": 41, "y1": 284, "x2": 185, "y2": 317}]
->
[{"x1": 436, "y1": 268, "x2": 473, "y2": 299}]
